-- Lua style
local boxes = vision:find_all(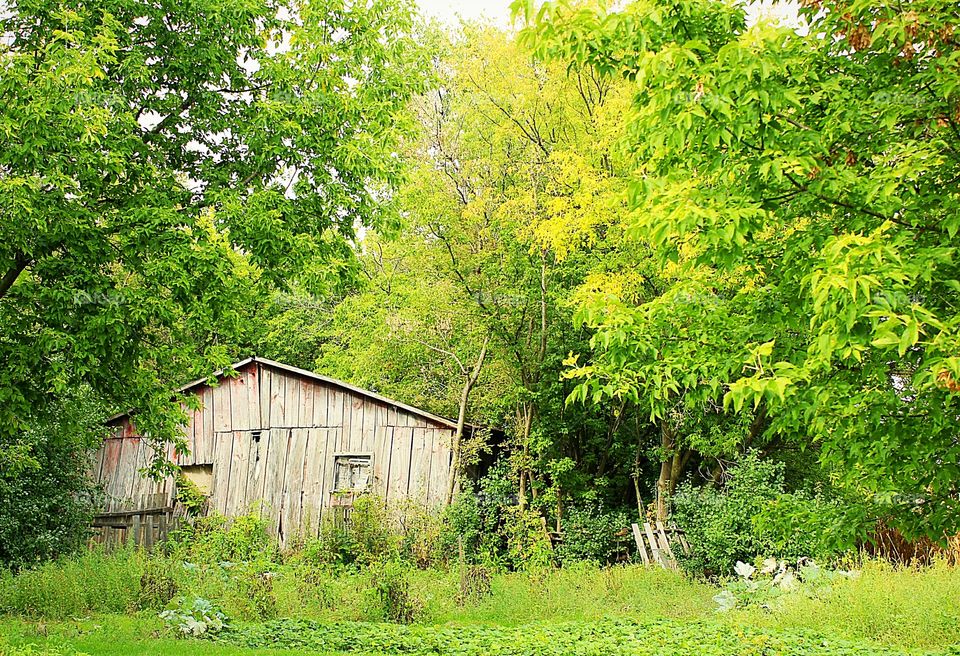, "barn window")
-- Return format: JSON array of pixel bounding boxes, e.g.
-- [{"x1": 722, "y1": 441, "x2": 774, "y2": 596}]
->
[{"x1": 333, "y1": 455, "x2": 372, "y2": 493}]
